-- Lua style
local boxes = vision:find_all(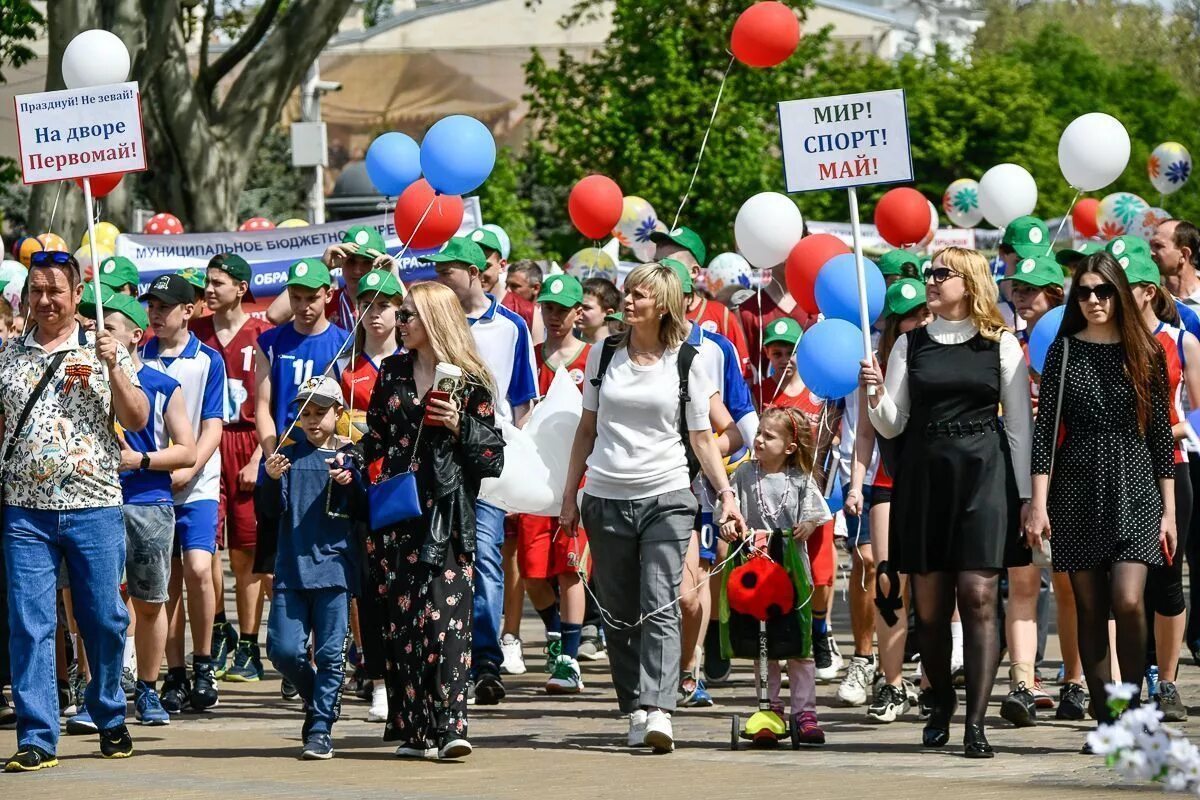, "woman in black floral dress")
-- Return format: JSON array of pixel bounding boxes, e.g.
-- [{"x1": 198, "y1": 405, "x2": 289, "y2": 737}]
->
[{"x1": 361, "y1": 282, "x2": 504, "y2": 760}]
